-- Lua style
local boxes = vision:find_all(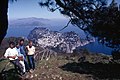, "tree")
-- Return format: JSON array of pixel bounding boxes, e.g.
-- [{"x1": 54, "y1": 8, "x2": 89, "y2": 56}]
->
[
  {"x1": 39, "y1": 0, "x2": 107, "y2": 29},
  {"x1": 39, "y1": 0, "x2": 120, "y2": 53},
  {"x1": 0, "y1": 0, "x2": 8, "y2": 45},
  {"x1": 88, "y1": 0, "x2": 120, "y2": 51},
  {"x1": 0, "y1": 0, "x2": 17, "y2": 45}
]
